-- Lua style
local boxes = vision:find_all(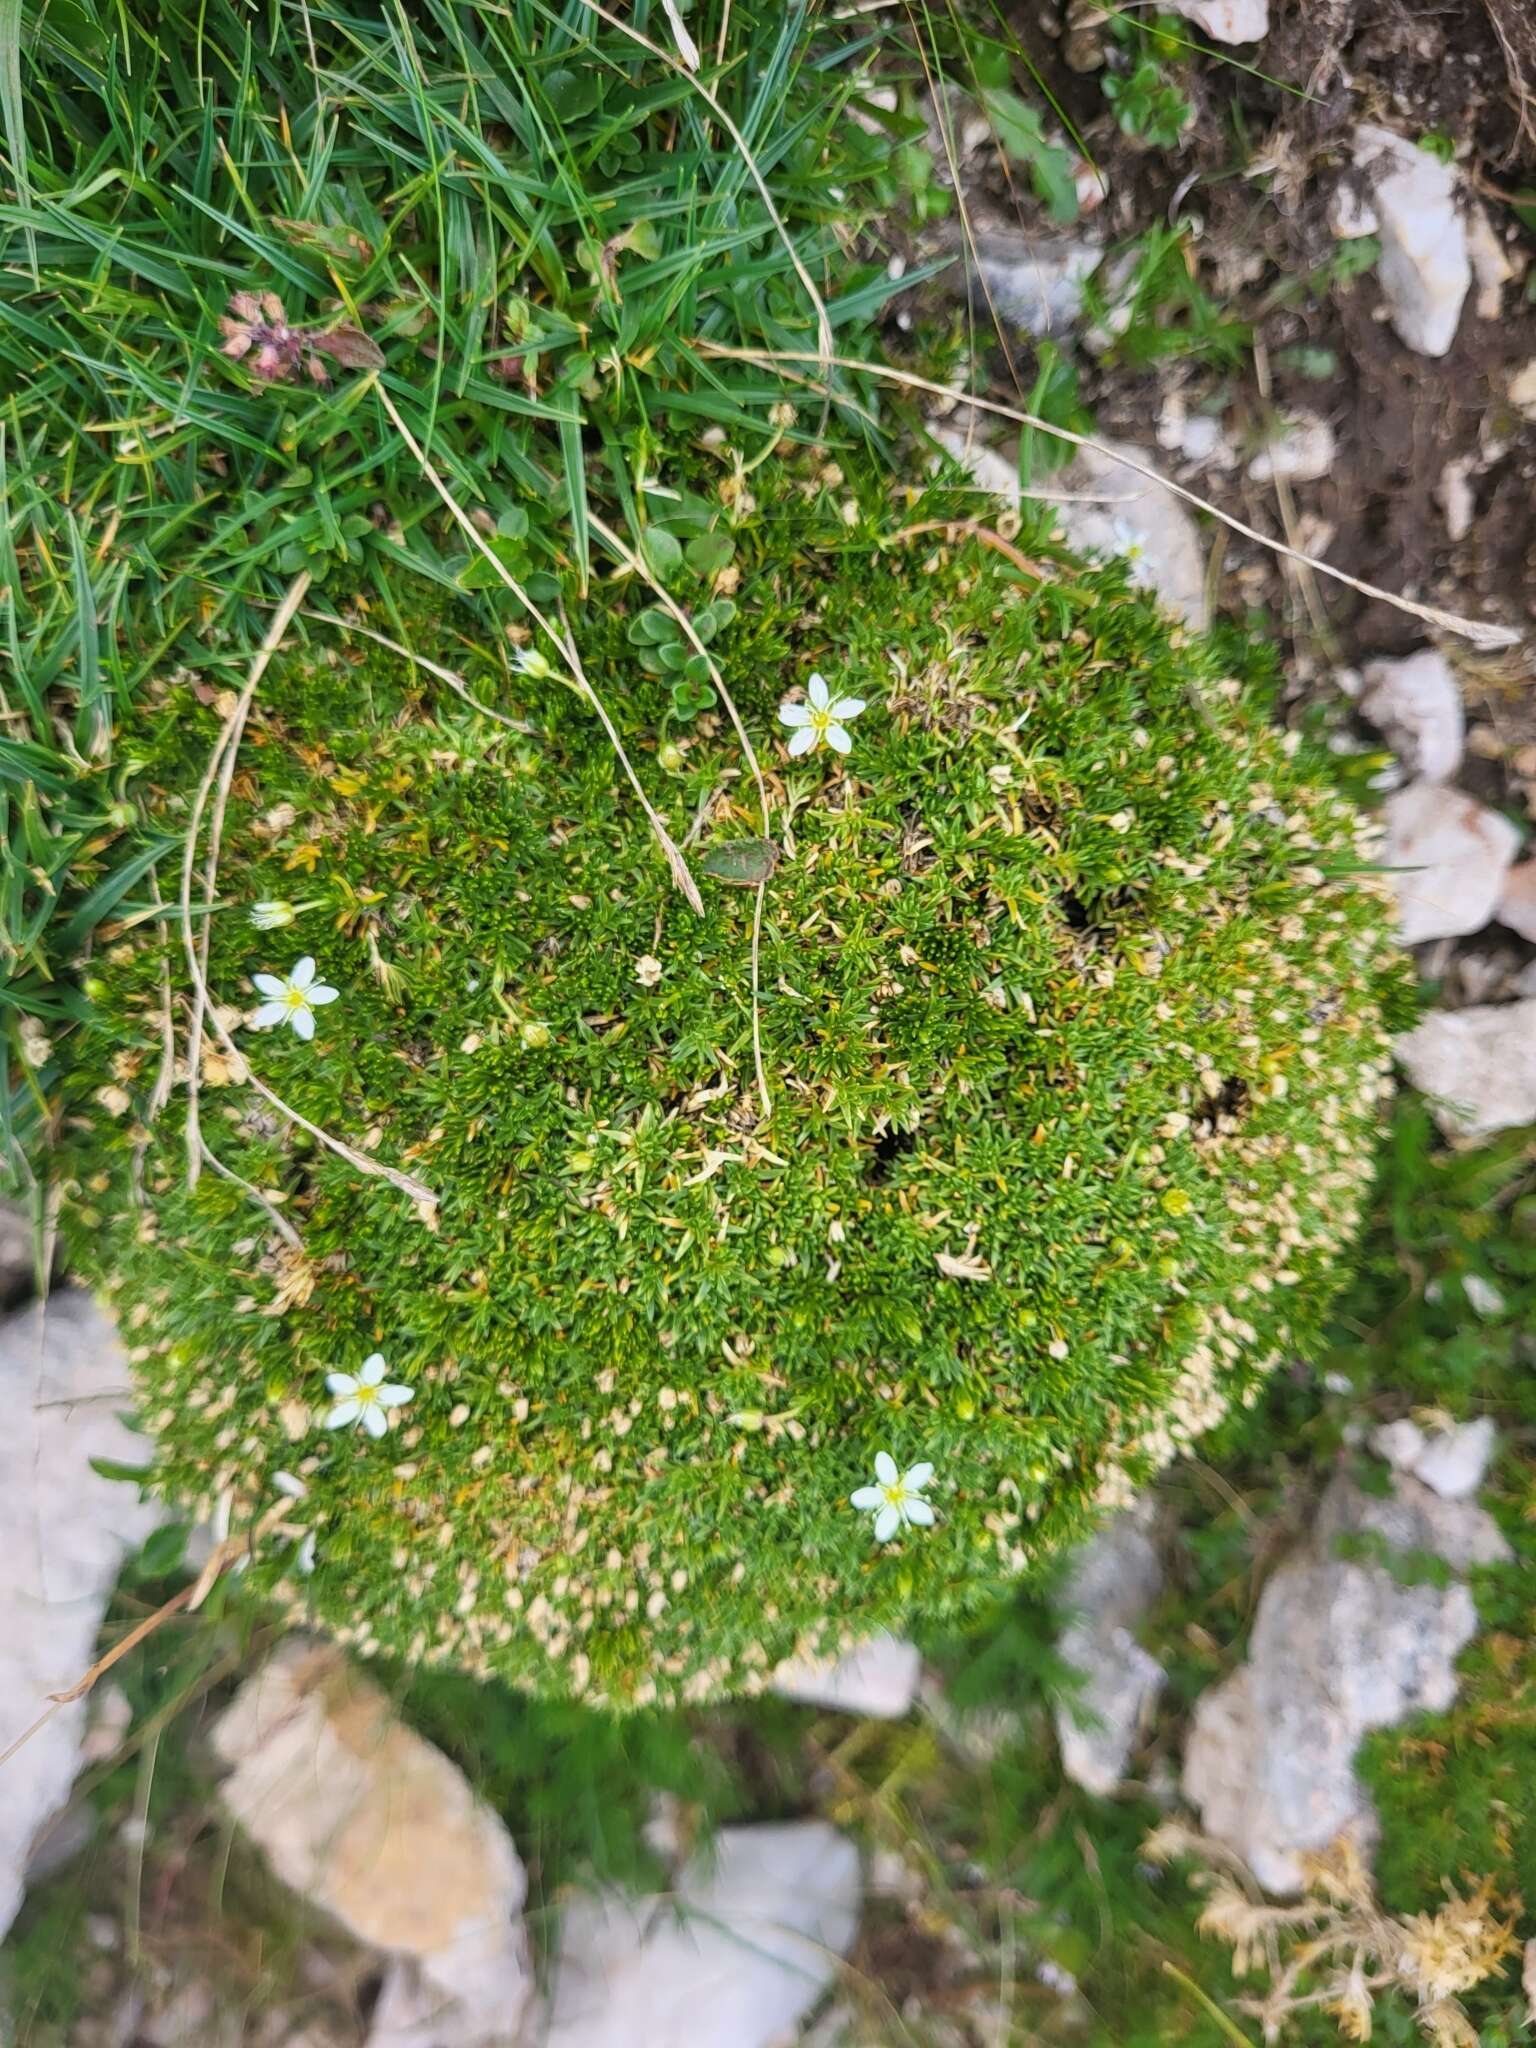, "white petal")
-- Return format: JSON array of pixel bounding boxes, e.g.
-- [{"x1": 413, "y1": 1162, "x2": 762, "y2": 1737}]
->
[
  {"x1": 252, "y1": 973, "x2": 288, "y2": 998},
  {"x1": 902, "y1": 1462, "x2": 935, "y2": 1491},
  {"x1": 359, "y1": 1354, "x2": 387, "y2": 1385},
  {"x1": 778, "y1": 701, "x2": 812, "y2": 727},
  {"x1": 807, "y1": 672, "x2": 831, "y2": 710},
  {"x1": 850, "y1": 1486, "x2": 884, "y2": 1511},
  {"x1": 325, "y1": 1398, "x2": 361, "y2": 1428},
  {"x1": 830, "y1": 697, "x2": 865, "y2": 721},
  {"x1": 296, "y1": 1532, "x2": 317, "y2": 1573},
  {"x1": 307, "y1": 984, "x2": 339, "y2": 1006},
  {"x1": 273, "y1": 1470, "x2": 307, "y2": 1499},
  {"x1": 290, "y1": 956, "x2": 317, "y2": 989},
  {"x1": 903, "y1": 1498, "x2": 935, "y2": 1527},
  {"x1": 290, "y1": 1005, "x2": 315, "y2": 1041},
  {"x1": 377, "y1": 1384, "x2": 414, "y2": 1407},
  {"x1": 786, "y1": 725, "x2": 818, "y2": 757},
  {"x1": 251, "y1": 1002, "x2": 290, "y2": 1030},
  {"x1": 874, "y1": 1451, "x2": 898, "y2": 1486},
  {"x1": 873, "y1": 1504, "x2": 901, "y2": 1542},
  {"x1": 362, "y1": 1404, "x2": 388, "y2": 1438},
  {"x1": 825, "y1": 724, "x2": 853, "y2": 755},
  {"x1": 325, "y1": 1372, "x2": 357, "y2": 1395}
]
